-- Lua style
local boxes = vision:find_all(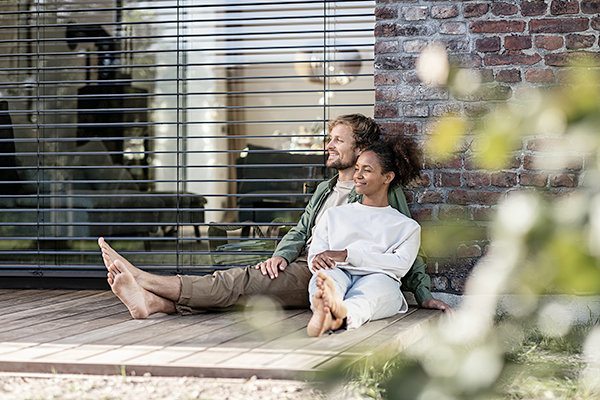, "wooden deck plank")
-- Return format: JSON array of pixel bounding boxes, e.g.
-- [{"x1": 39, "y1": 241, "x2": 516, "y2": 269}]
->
[
  {"x1": 0, "y1": 291, "x2": 439, "y2": 379},
  {"x1": 133, "y1": 313, "x2": 250, "y2": 347},
  {"x1": 0, "y1": 293, "x2": 122, "y2": 336},
  {"x1": 0, "y1": 303, "x2": 129, "y2": 343},
  {"x1": 0, "y1": 291, "x2": 114, "y2": 325},
  {"x1": 0, "y1": 290, "x2": 100, "y2": 316},
  {"x1": 90, "y1": 313, "x2": 224, "y2": 347}
]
